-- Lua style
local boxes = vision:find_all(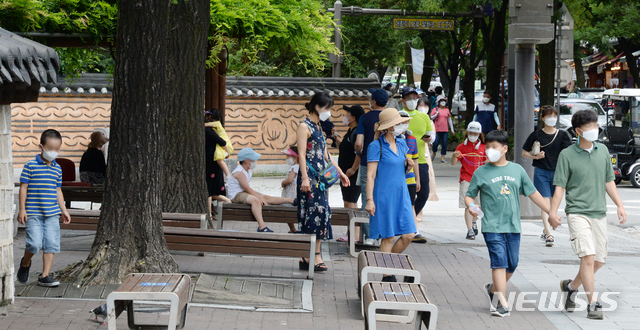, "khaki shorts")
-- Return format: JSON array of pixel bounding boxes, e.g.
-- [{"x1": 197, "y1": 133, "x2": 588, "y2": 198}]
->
[
  {"x1": 231, "y1": 192, "x2": 251, "y2": 204},
  {"x1": 567, "y1": 214, "x2": 608, "y2": 263},
  {"x1": 459, "y1": 180, "x2": 480, "y2": 208}
]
